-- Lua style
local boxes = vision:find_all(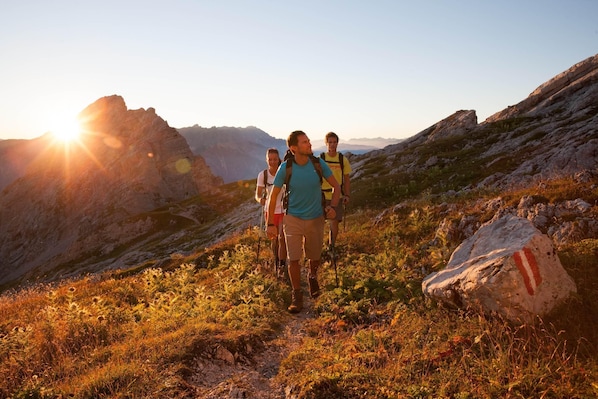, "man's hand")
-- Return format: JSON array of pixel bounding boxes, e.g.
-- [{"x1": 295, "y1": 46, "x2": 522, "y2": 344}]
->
[{"x1": 325, "y1": 206, "x2": 336, "y2": 219}]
